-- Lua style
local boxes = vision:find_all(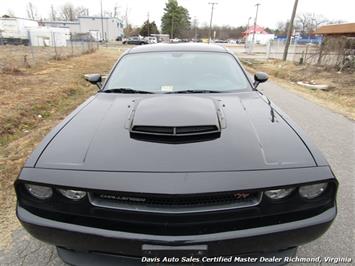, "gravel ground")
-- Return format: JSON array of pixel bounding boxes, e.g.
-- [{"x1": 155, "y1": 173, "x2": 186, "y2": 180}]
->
[{"x1": 0, "y1": 79, "x2": 353, "y2": 266}]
